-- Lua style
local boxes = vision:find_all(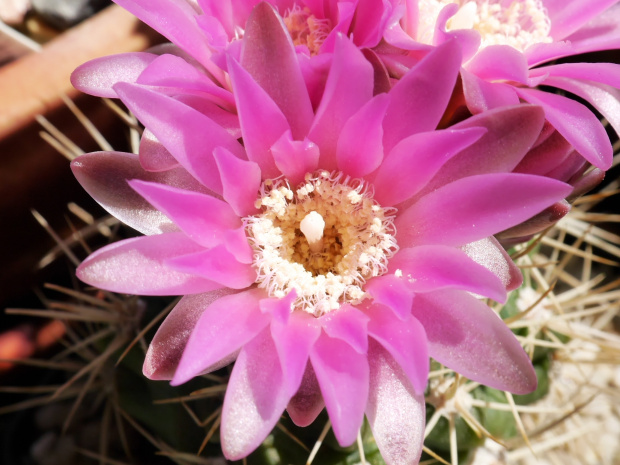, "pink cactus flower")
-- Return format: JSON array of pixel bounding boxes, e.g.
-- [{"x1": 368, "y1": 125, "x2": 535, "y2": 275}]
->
[{"x1": 71, "y1": 4, "x2": 573, "y2": 463}]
